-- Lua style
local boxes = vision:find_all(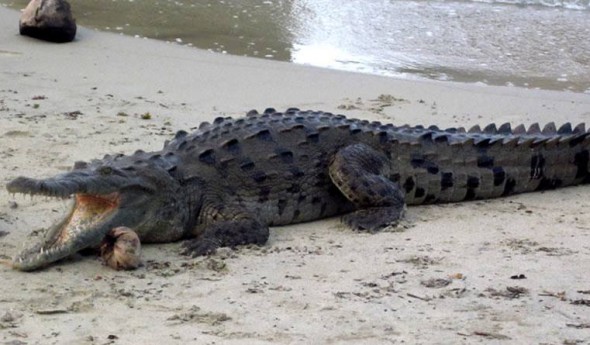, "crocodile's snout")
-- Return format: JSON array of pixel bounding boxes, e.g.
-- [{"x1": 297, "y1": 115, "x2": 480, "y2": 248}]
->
[
  {"x1": 7, "y1": 154, "x2": 184, "y2": 271},
  {"x1": 11, "y1": 192, "x2": 120, "y2": 271},
  {"x1": 7, "y1": 171, "x2": 127, "y2": 271}
]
